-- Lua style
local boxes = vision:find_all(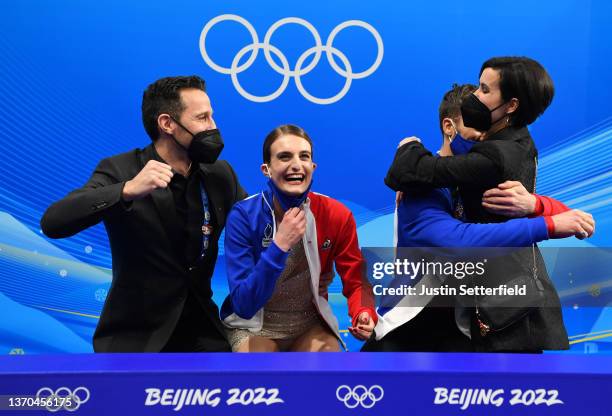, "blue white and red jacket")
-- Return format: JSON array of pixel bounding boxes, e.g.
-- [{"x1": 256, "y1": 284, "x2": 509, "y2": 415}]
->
[{"x1": 220, "y1": 187, "x2": 377, "y2": 349}]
